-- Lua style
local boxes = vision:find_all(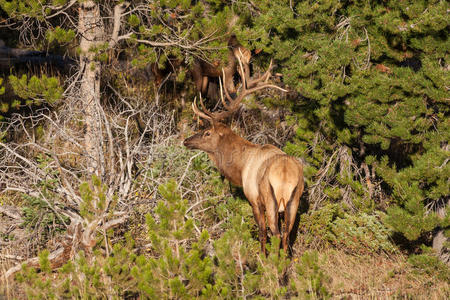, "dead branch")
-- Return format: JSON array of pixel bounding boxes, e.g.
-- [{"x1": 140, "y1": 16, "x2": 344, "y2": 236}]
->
[
  {"x1": 109, "y1": 2, "x2": 131, "y2": 49},
  {"x1": 0, "y1": 206, "x2": 22, "y2": 220}
]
